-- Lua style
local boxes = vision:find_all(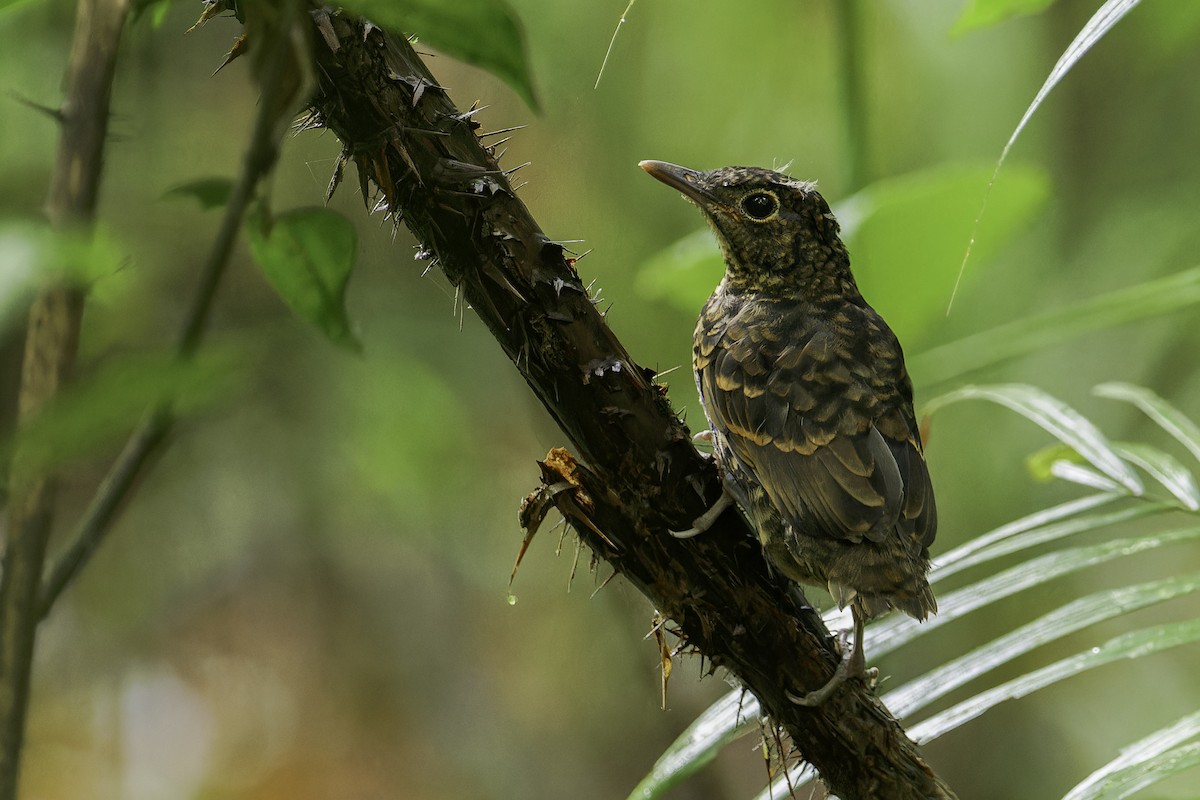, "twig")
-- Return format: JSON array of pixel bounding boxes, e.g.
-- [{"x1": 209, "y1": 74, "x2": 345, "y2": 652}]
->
[
  {"x1": 0, "y1": 0, "x2": 132, "y2": 794},
  {"x1": 36, "y1": 0, "x2": 308, "y2": 618},
  {"x1": 35, "y1": 410, "x2": 170, "y2": 620}
]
